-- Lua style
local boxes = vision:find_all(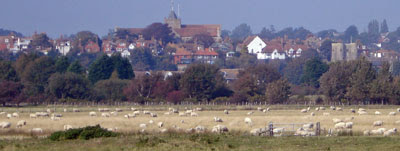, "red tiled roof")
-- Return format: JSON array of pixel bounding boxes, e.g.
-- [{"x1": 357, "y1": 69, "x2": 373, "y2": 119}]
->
[
  {"x1": 175, "y1": 24, "x2": 220, "y2": 37},
  {"x1": 174, "y1": 48, "x2": 192, "y2": 56},
  {"x1": 194, "y1": 48, "x2": 218, "y2": 56},
  {"x1": 117, "y1": 28, "x2": 144, "y2": 35},
  {"x1": 0, "y1": 44, "x2": 7, "y2": 51}
]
